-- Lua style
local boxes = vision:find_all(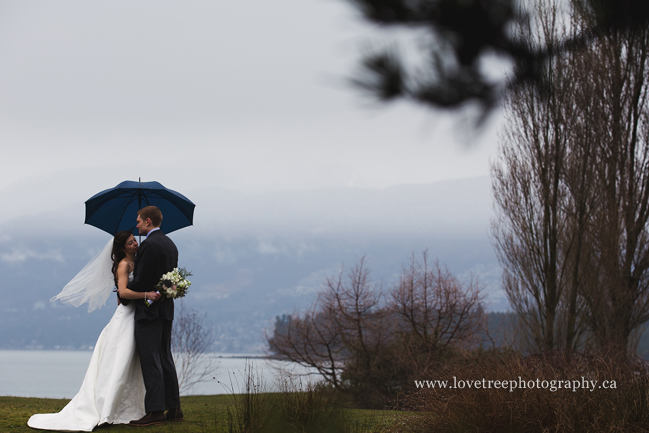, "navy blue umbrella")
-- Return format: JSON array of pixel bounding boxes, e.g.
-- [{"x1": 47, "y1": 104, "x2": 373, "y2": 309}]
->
[{"x1": 85, "y1": 180, "x2": 195, "y2": 236}]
